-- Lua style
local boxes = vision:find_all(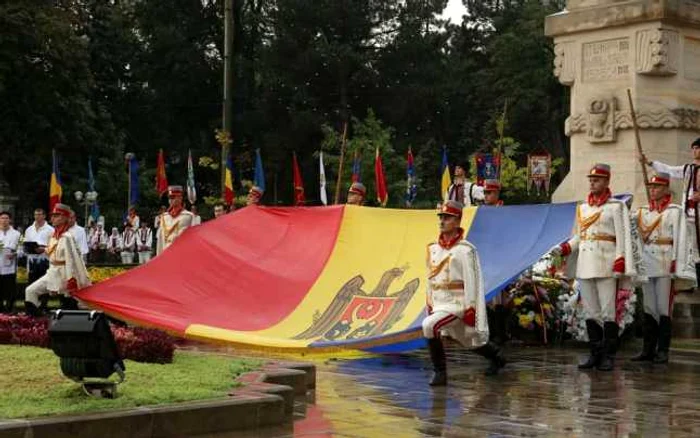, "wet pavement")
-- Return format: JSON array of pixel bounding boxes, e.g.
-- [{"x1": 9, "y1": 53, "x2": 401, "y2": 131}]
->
[{"x1": 197, "y1": 345, "x2": 700, "y2": 437}]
